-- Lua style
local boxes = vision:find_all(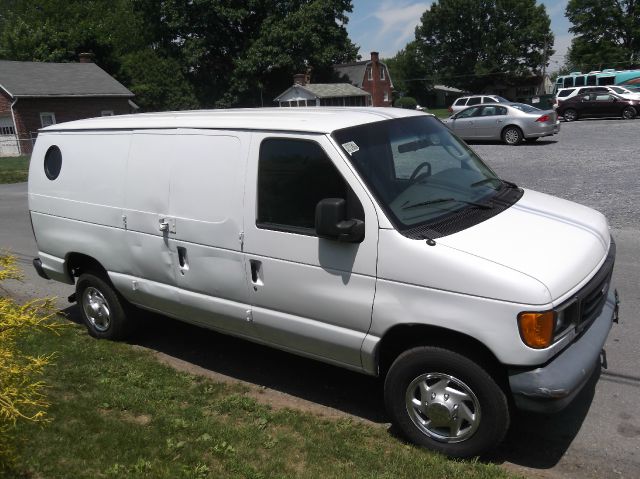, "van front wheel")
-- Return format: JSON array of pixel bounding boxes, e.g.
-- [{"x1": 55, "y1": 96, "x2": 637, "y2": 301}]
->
[
  {"x1": 76, "y1": 273, "x2": 131, "y2": 340},
  {"x1": 384, "y1": 346, "x2": 510, "y2": 458}
]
